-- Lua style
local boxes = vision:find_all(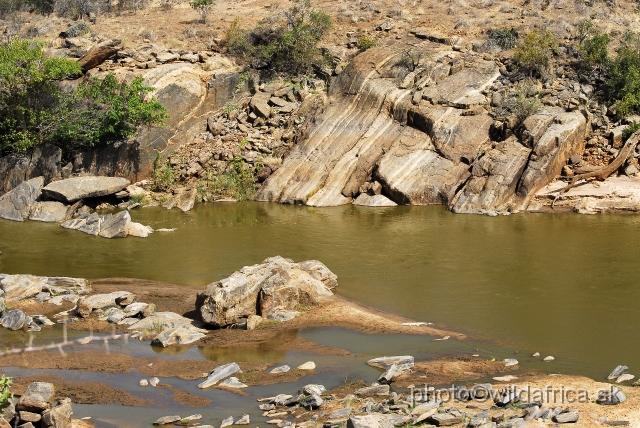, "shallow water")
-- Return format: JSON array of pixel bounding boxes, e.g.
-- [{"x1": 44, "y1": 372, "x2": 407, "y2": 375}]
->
[{"x1": 2, "y1": 202, "x2": 640, "y2": 380}]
